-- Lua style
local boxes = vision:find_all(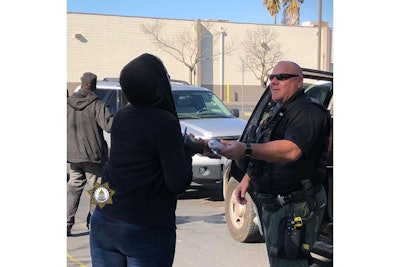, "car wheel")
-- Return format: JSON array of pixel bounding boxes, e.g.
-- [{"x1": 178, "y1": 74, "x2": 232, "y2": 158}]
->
[
  {"x1": 225, "y1": 178, "x2": 264, "y2": 243},
  {"x1": 222, "y1": 163, "x2": 231, "y2": 200}
]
